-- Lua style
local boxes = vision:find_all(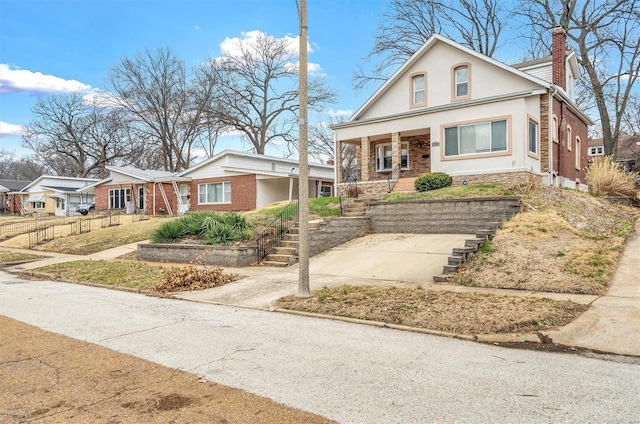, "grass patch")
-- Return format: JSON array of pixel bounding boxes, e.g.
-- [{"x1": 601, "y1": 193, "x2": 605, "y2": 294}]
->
[
  {"x1": 382, "y1": 184, "x2": 515, "y2": 202},
  {"x1": 35, "y1": 260, "x2": 171, "y2": 290},
  {"x1": 0, "y1": 251, "x2": 45, "y2": 264},
  {"x1": 277, "y1": 286, "x2": 587, "y2": 335}
]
